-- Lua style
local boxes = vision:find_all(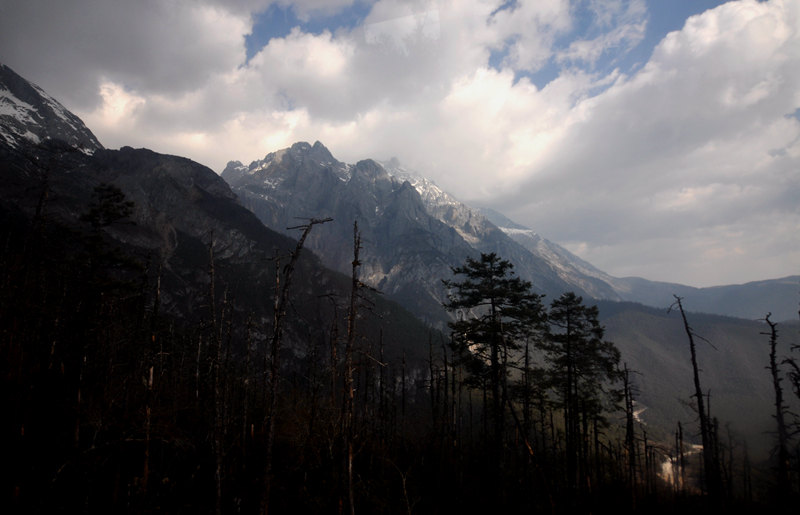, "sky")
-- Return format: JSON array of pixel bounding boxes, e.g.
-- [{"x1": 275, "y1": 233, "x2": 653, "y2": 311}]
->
[{"x1": 0, "y1": 0, "x2": 798, "y2": 288}]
